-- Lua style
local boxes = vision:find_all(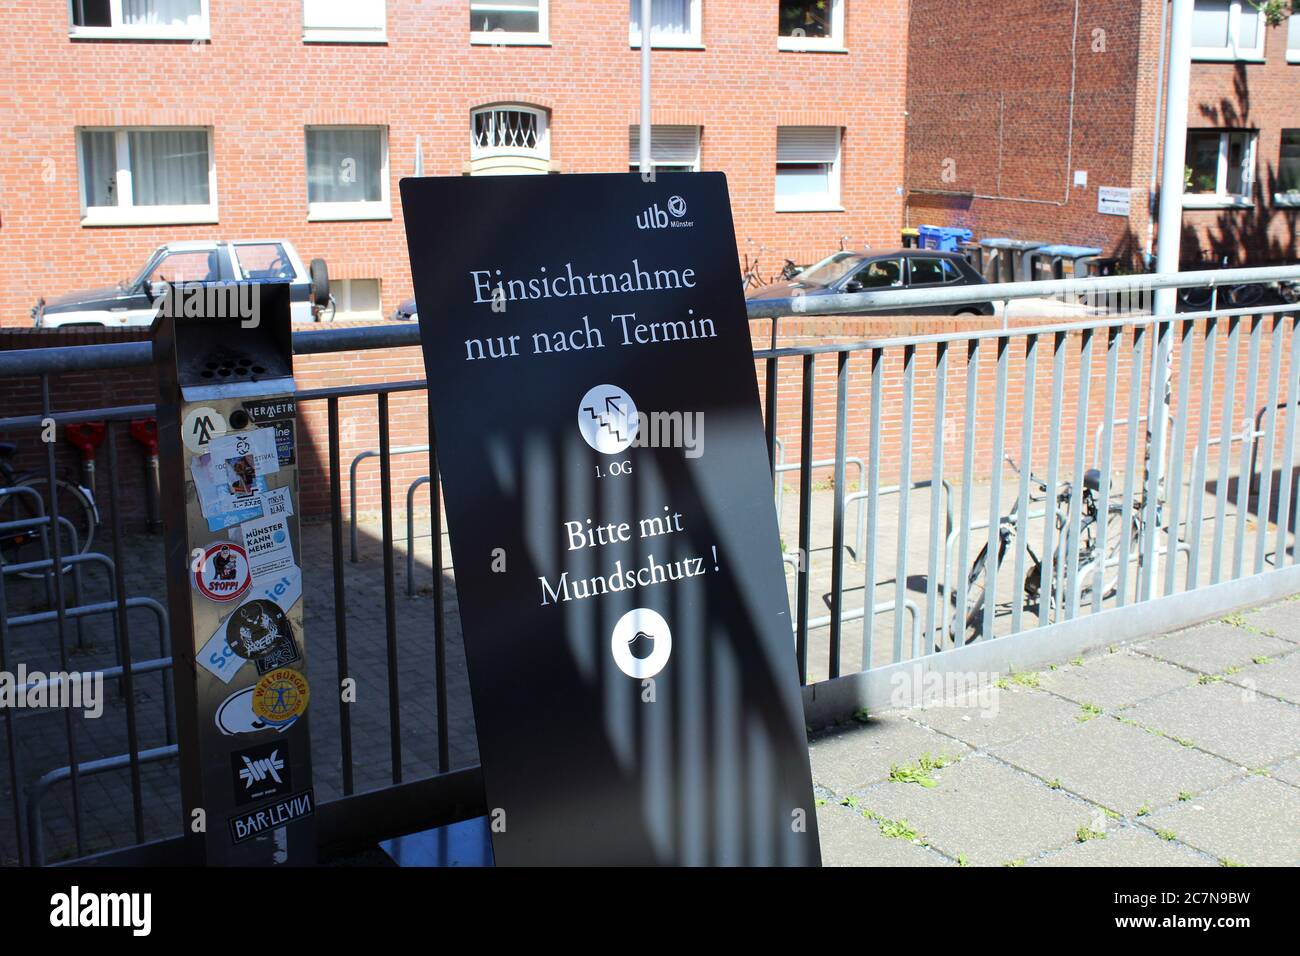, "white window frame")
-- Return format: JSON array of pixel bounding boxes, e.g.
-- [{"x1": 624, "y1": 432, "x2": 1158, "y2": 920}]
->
[
  {"x1": 1191, "y1": 0, "x2": 1266, "y2": 62},
  {"x1": 470, "y1": 0, "x2": 550, "y2": 46},
  {"x1": 1287, "y1": 11, "x2": 1299, "y2": 63},
  {"x1": 777, "y1": 0, "x2": 845, "y2": 53},
  {"x1": 470, "y1": 106, "x2": 550, "y2": 161},
  {"x1": 1276, "y1": 129, "x2": 1300, "y2": 206},
  {"x1": 68, "y1": 0, "x2": 210, "y2": 40},
  {"x1": 76, "y1": 126, "x2": 218, "y2": 227},
  {"x1": 629, "y1": 0, "x2": 704, "y2": 49},
  {"x1": 1183, "y1": 129, "x2": 1256, "y2": 208},
  {"x1": 302, "y1": 0, "x2": 387, "y2": 43},
  {"x1": 775, "y1": 126, "x2": 842, "y2": 213},
  {"x1": 305, "y1": 125, "x2": 392, "y2": 222},
  {"x1": 628, "y1": 125, "x2": 702, "y2": 172}
]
